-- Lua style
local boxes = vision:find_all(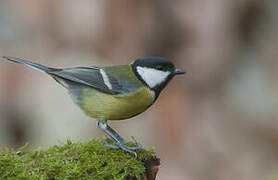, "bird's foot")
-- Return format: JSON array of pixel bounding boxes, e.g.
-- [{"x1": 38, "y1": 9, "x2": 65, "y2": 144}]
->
[
  {"x1": 103, "y1": 140, "x2": 143, "y2": 157},
  {"x1": 102, "y1": 138, "x2": 142, "y2": 148}
]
